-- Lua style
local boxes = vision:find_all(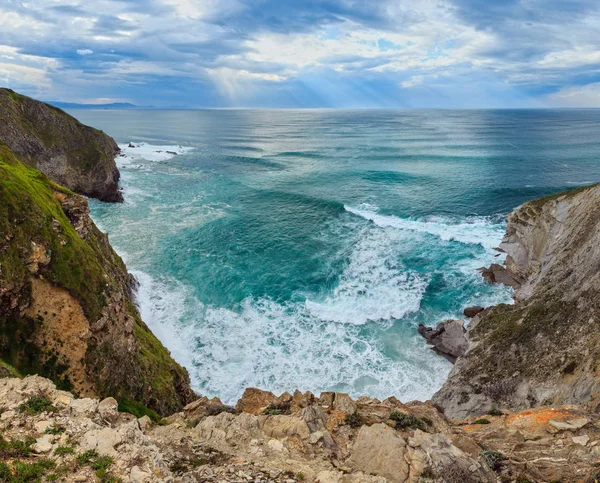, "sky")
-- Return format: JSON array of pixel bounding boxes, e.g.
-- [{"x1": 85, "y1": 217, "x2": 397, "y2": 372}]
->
[{"x1": 1, "y1": 0, "x2": 600, "y2": 108}]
